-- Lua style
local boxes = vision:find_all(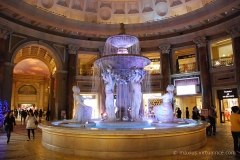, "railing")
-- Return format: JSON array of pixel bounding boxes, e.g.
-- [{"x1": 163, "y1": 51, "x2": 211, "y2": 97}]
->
[
  {"x1": 79, "y1": 68, "x2": 93, "y2": 76},
  {"x1": 178, "y1": 62, "x2": 196, "y2": 73},
  {"x1": 211, "y1": 57, "x2": 233, "y2": 68},
  {"x1": 145, "y1": 69, "x2": 161, "y2": 75}
]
